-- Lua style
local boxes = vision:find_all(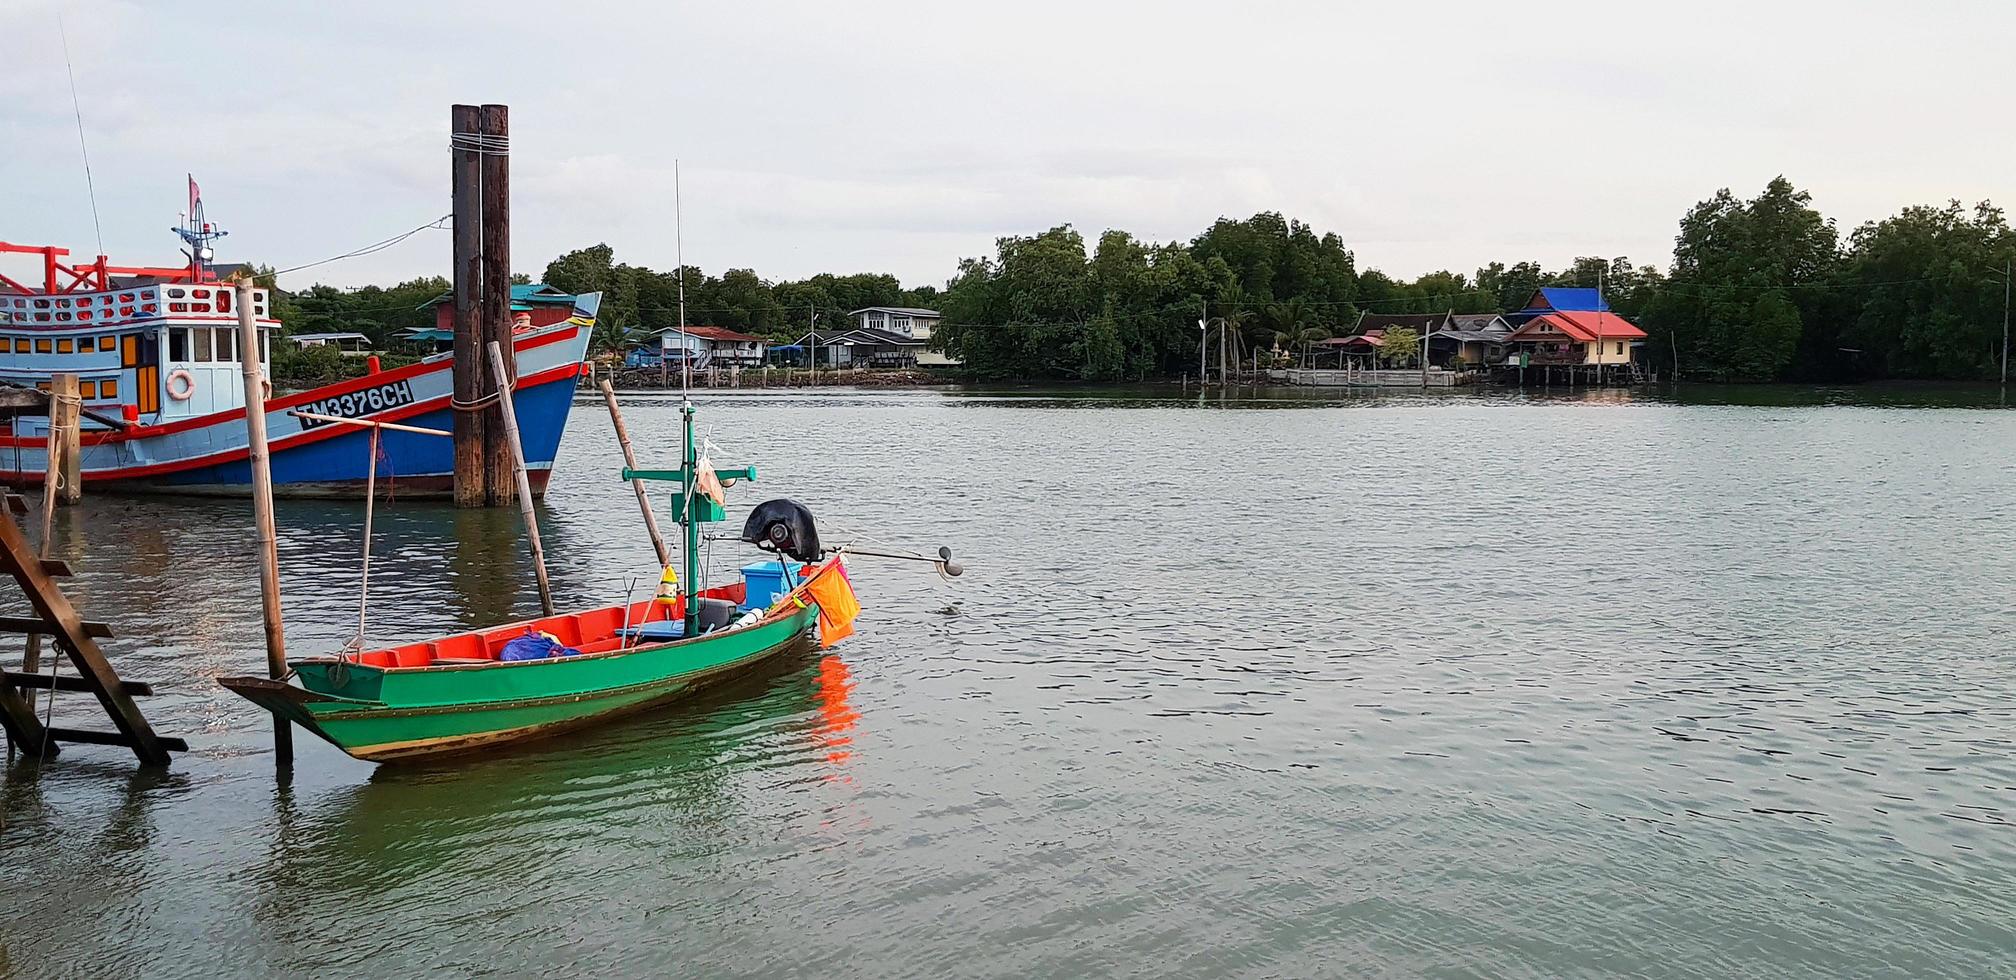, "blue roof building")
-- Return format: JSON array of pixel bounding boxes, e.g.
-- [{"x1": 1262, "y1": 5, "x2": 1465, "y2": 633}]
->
[{"x1": 1515, "y1": 287, "x2": 1611, "y2": 320}]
